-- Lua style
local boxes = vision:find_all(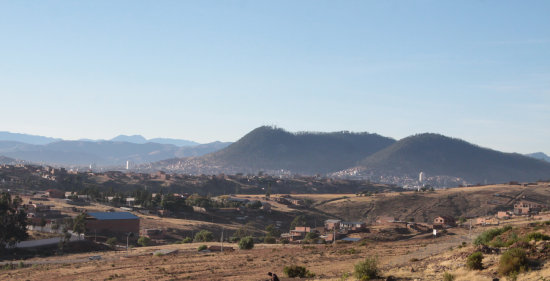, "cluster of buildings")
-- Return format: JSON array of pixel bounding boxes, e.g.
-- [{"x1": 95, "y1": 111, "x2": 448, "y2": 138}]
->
[{"x1": 281, "y1": 219, "x2": 369, "y2": 243}]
